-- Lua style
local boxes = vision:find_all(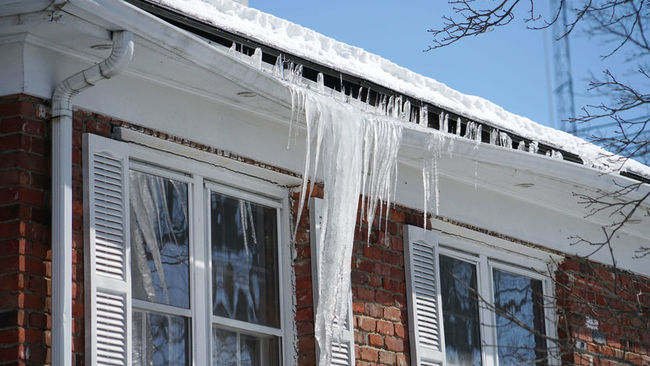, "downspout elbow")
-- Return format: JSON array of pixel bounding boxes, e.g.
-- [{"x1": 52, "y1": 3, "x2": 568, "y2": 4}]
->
[{"x1": 52, "y1": 30, "x2": 134, "y2": 117}]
